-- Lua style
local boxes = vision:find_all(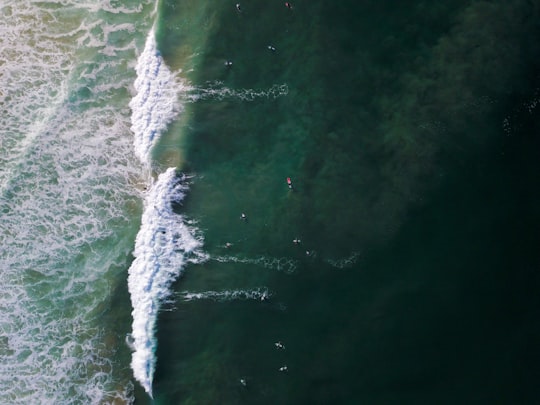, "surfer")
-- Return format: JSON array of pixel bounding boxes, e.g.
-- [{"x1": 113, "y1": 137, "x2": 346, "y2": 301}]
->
[
  {"x1": 240, "y1": 378, "x2": 247, "y2": 386},
  {"x1": 241, "y1": 213, "x2": 247, "y2": 220},
  {"x1": 261, "y1": 292, "x2": 268, "y2": 301},
  {"x1": 287, "y1": 177, "x2": 293, "y2": 189},
  {"x1": 236, "y1": 3, "x2": 242, "y2": 12},
  {"x1": 225, "y1": 242, "x2": 232, "y2": 248},
  {"x1": 279, "y1": 365, "x2": 288, "y2": 372},
  {"x1": 285, "y1": 2, "x2": 292, "y2": 9},
  {"x1": 275, "y1": 341, "x2": 285, "y2": 349},
  {"x1": 268, "y1": 45, "x2": 276, "y2": 52},
  {"x1": 293, "y1": 238, "x2": 301, "y2": 244},
  {"x1": 225, "y1": 60, "x2": 233, "y2": 67}
]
